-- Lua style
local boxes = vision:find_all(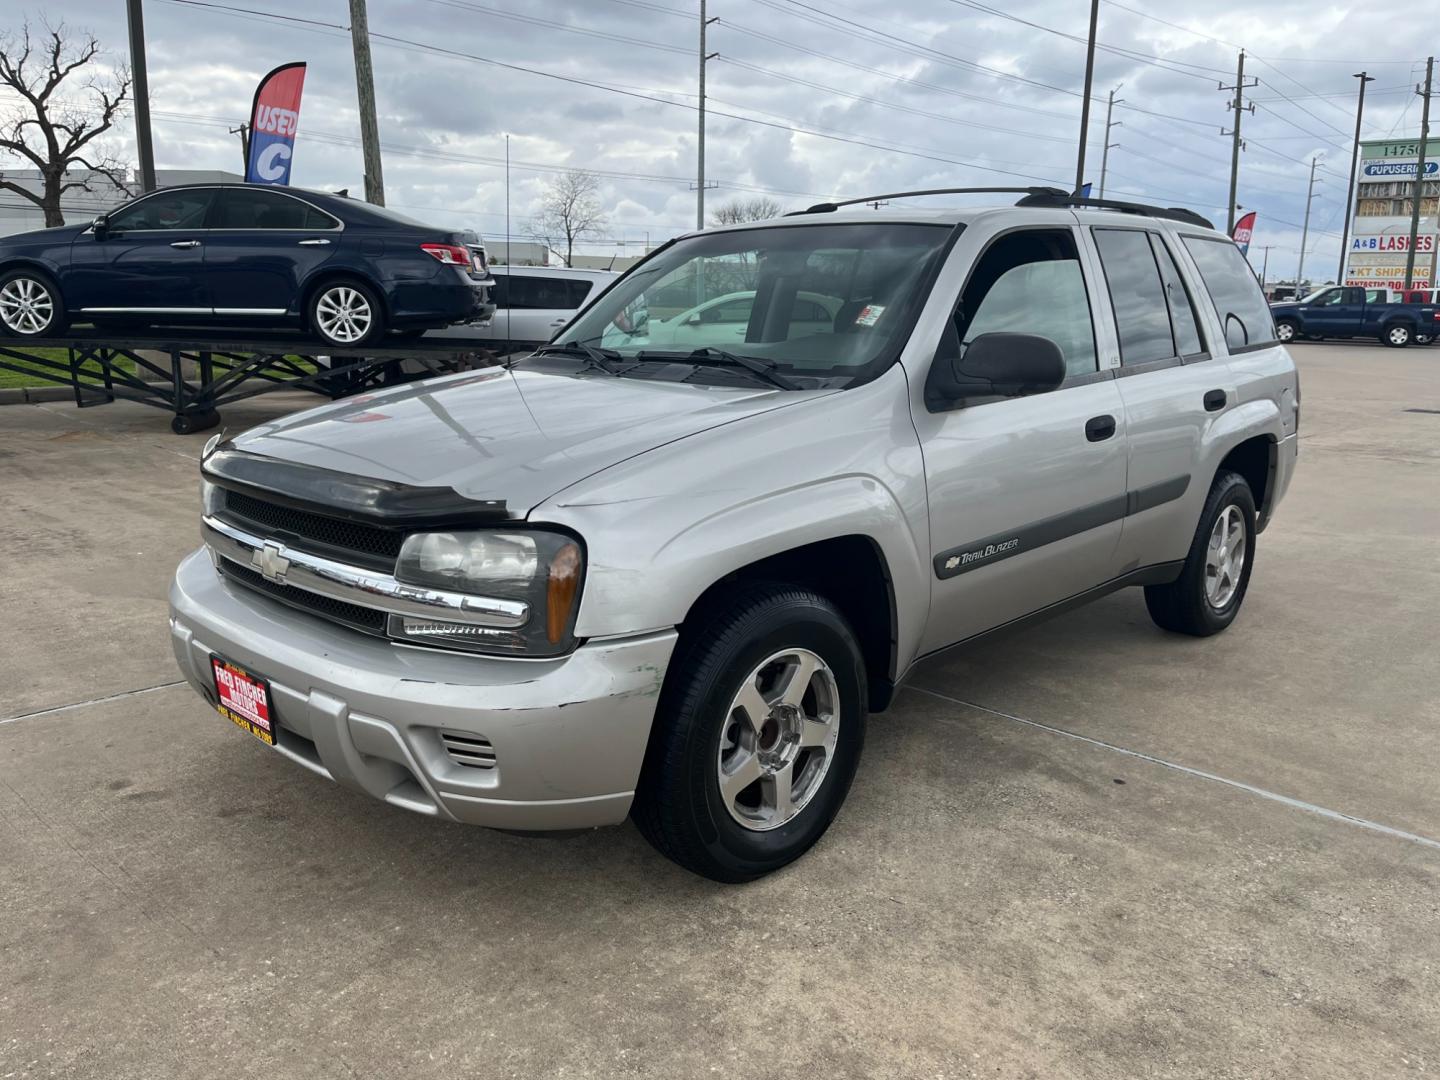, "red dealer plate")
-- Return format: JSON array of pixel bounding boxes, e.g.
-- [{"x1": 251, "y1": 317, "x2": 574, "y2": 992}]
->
[{"x1": 211, "y1": 657, "x2": 276, "y2": 746}]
